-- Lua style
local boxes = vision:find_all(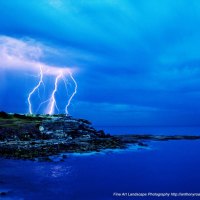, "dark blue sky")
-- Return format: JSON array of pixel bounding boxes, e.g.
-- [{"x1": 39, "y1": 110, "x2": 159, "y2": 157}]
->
[{"x1": 0, "y1": 0, "x2": 200, "y2": 126}]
